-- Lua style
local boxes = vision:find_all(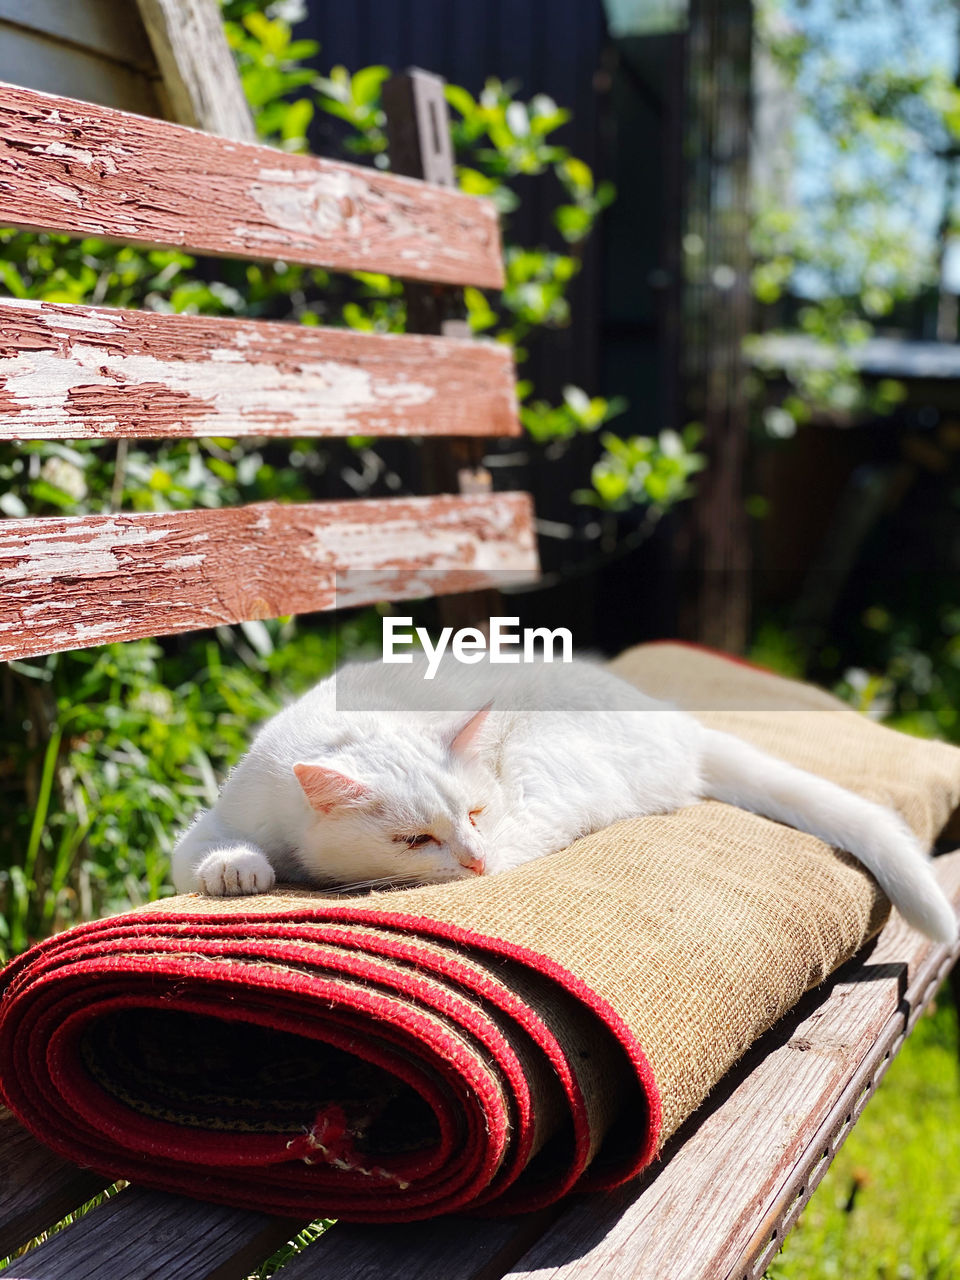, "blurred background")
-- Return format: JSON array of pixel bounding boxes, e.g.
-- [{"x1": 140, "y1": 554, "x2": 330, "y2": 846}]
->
[{"x1": 4, "y1": 1, "x2": 960, "y2": 1270}]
